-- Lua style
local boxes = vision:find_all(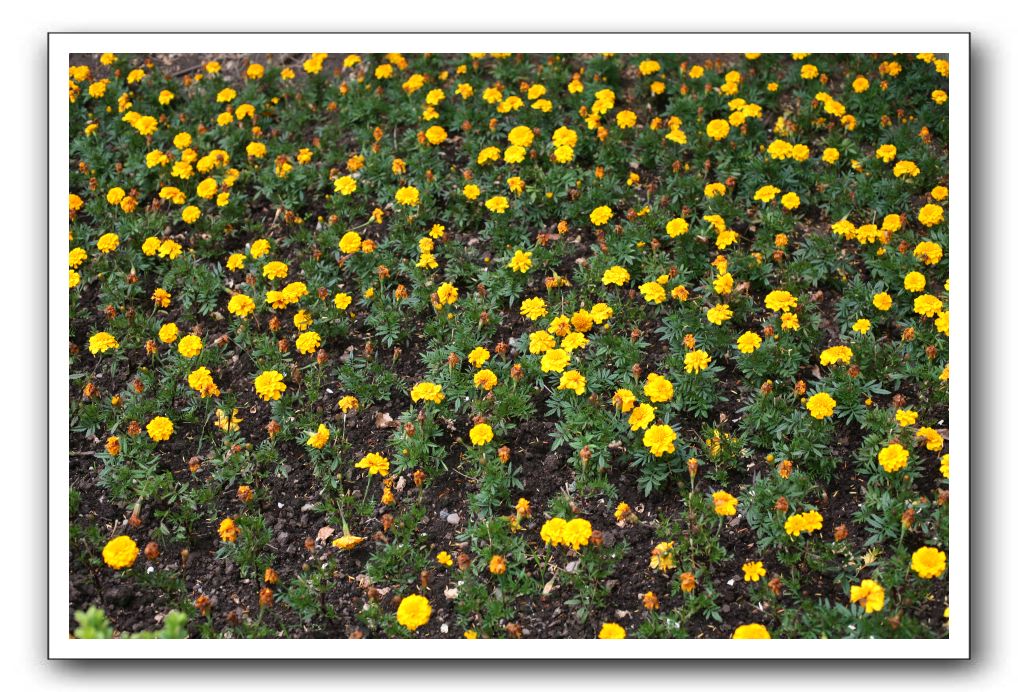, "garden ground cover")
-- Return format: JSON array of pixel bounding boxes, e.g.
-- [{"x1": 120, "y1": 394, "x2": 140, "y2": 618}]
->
[{"x1": 67, "y1": 51, "x2": 951, "y2": 640}]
